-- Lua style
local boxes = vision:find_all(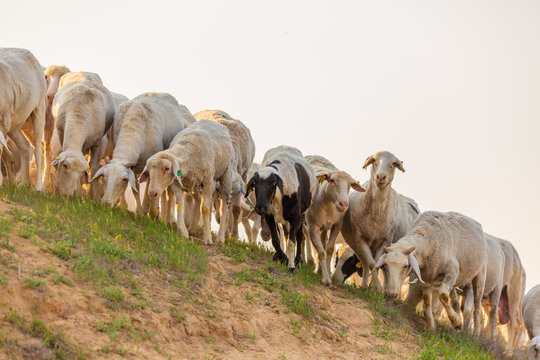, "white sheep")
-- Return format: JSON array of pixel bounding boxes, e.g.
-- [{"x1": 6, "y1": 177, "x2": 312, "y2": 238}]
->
[
  {"x1": 0, "y1": 48, "x2": 46, "y2": 190},
  {"x1": 140, "y1": 119, "x2": 234, "y2": 244},
  {"x1": 341, "y1": 150, "x2": 412, "y2": 289},
  {"x1": 496, "y1": 237, "x2": 527, "y2": 352},
  {"x1": 51, "y1": 72, "x2": 115, "y2": 200},
  {"x1": 90, "y1": 93, "x2": 190, "y2": 217},
  {"x1": 304, "y1": 154, "x2": 364, "y2": 285},
  {"x1": 194, "y1": 110, "x2": 256, "y2": 238},
  {"x1": 523, "y1": 284, "x2": 540, "y2": 359},
  {"x1": 377, "y1": 211, "x2": 488, "y2": 334}
]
